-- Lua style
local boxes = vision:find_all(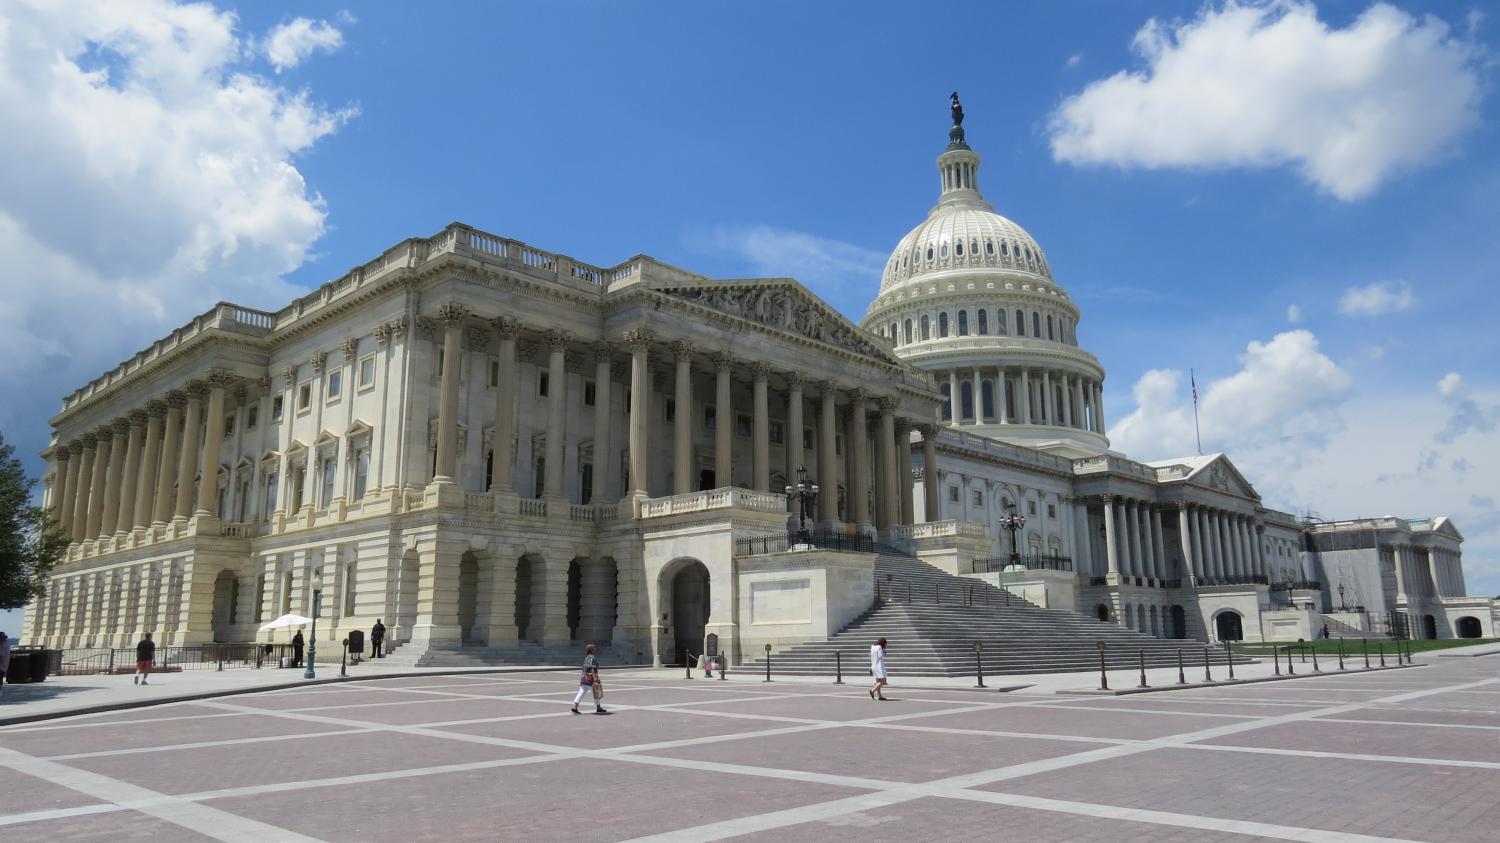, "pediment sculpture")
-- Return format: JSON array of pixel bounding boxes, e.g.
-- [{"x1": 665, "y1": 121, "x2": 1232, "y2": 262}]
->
[{"x1": 664, "y1": 284, "x2": 888, "y2": 359}]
